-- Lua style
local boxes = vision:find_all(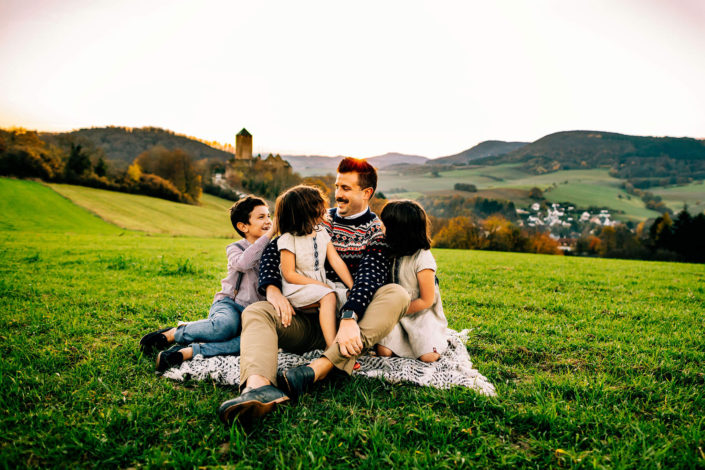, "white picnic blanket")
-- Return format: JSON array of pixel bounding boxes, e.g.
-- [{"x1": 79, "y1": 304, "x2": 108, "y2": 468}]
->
[{"x1": 162, "y1": 328, "x2": 496, "y2": 396}]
